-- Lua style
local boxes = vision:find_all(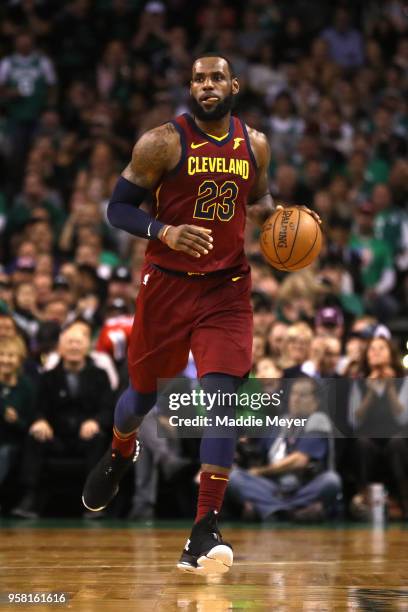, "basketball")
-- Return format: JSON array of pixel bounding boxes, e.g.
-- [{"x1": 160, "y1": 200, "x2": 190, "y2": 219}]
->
[{"x1": 260, "y1": 206, "x2": 322, "y2": 271}]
